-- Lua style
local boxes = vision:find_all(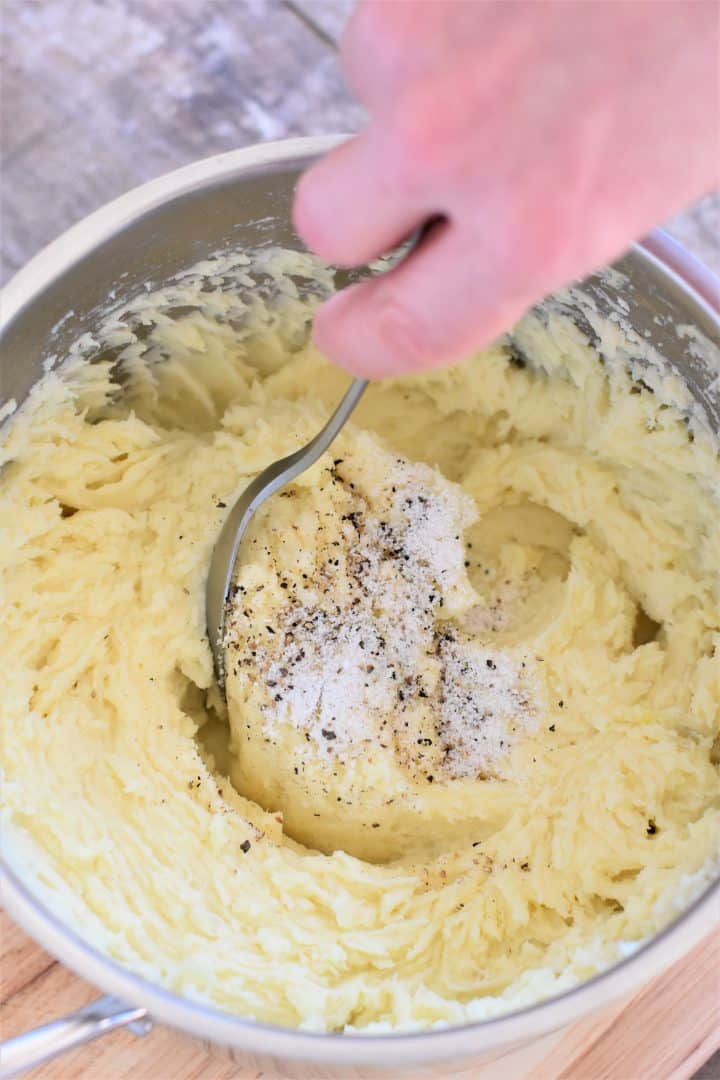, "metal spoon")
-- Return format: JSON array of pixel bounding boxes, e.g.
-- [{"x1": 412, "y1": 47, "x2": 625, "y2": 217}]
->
[
  {"x1": 206, "y1": 224, "x2": 436, "y2": 692},
  {"x1": 206, "y1": 375, "x2": 368, "y2": 691}
]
